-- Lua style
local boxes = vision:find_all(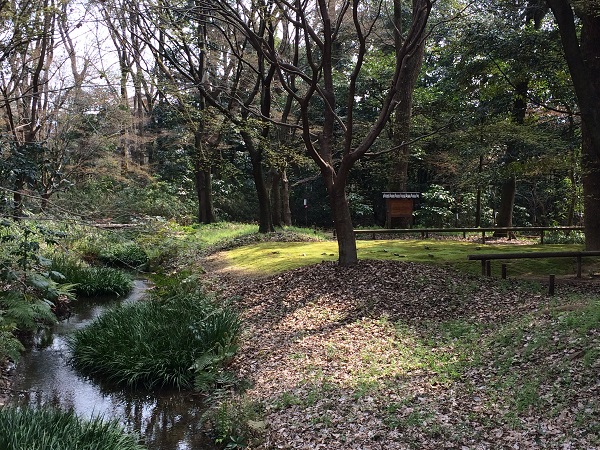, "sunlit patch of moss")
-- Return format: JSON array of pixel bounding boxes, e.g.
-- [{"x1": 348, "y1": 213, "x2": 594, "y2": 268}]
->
[
  {"x1": 224, "y1": 242, "x2": 340, "y2": 274},
  {"x1": 222, "y1": 239, "x2": 587, "y2": 277}
]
